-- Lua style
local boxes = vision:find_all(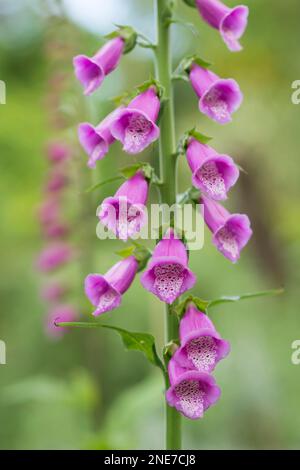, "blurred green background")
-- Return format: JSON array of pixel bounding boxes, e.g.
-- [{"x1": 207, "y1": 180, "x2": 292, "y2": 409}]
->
[{"x1": 0, "y1": 0, "x2": 299, "y2": 449}]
